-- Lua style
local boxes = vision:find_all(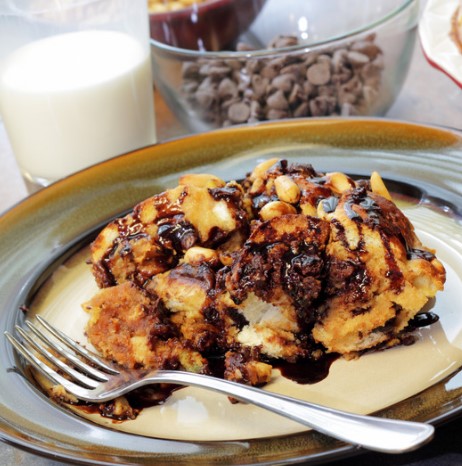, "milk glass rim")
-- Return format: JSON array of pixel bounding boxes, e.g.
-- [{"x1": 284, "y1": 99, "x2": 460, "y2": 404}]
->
[{"x1": 1, "y1": 0, "x2": 118, "y2": 16}]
